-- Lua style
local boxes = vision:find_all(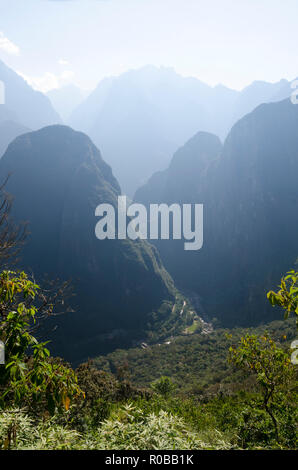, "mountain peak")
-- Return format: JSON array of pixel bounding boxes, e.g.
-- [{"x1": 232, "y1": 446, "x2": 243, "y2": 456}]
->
[
  {"x1": 0, "y1": 58, "x2": 61, "y2": 129},
  {"x1": 170, "y1": 131, "x2": 222, "y2": 171}
]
